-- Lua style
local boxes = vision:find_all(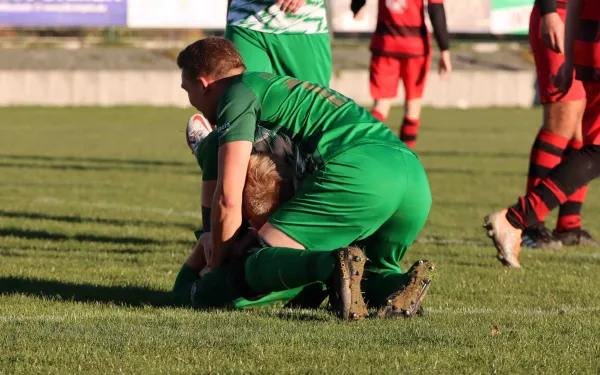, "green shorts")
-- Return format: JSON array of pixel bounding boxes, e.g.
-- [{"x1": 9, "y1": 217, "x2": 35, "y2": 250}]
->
[
  {"x1": 268, "y1": 143, "x2": 432, "y2": 273},
  {"x1": 225, "y1": 26, "x2": 332, "y2": 86}
]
